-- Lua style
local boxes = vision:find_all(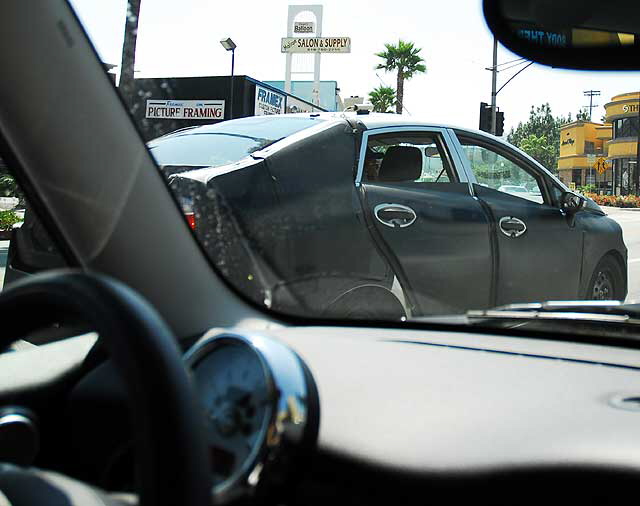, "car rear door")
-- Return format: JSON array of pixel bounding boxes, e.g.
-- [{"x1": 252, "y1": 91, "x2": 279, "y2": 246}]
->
[
  {"x1": 452, "y1": 131, "x2": 583, "y2": 305},
  {"x1": 357, "y1": 127, "x2": 494, "y2": 316}
]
